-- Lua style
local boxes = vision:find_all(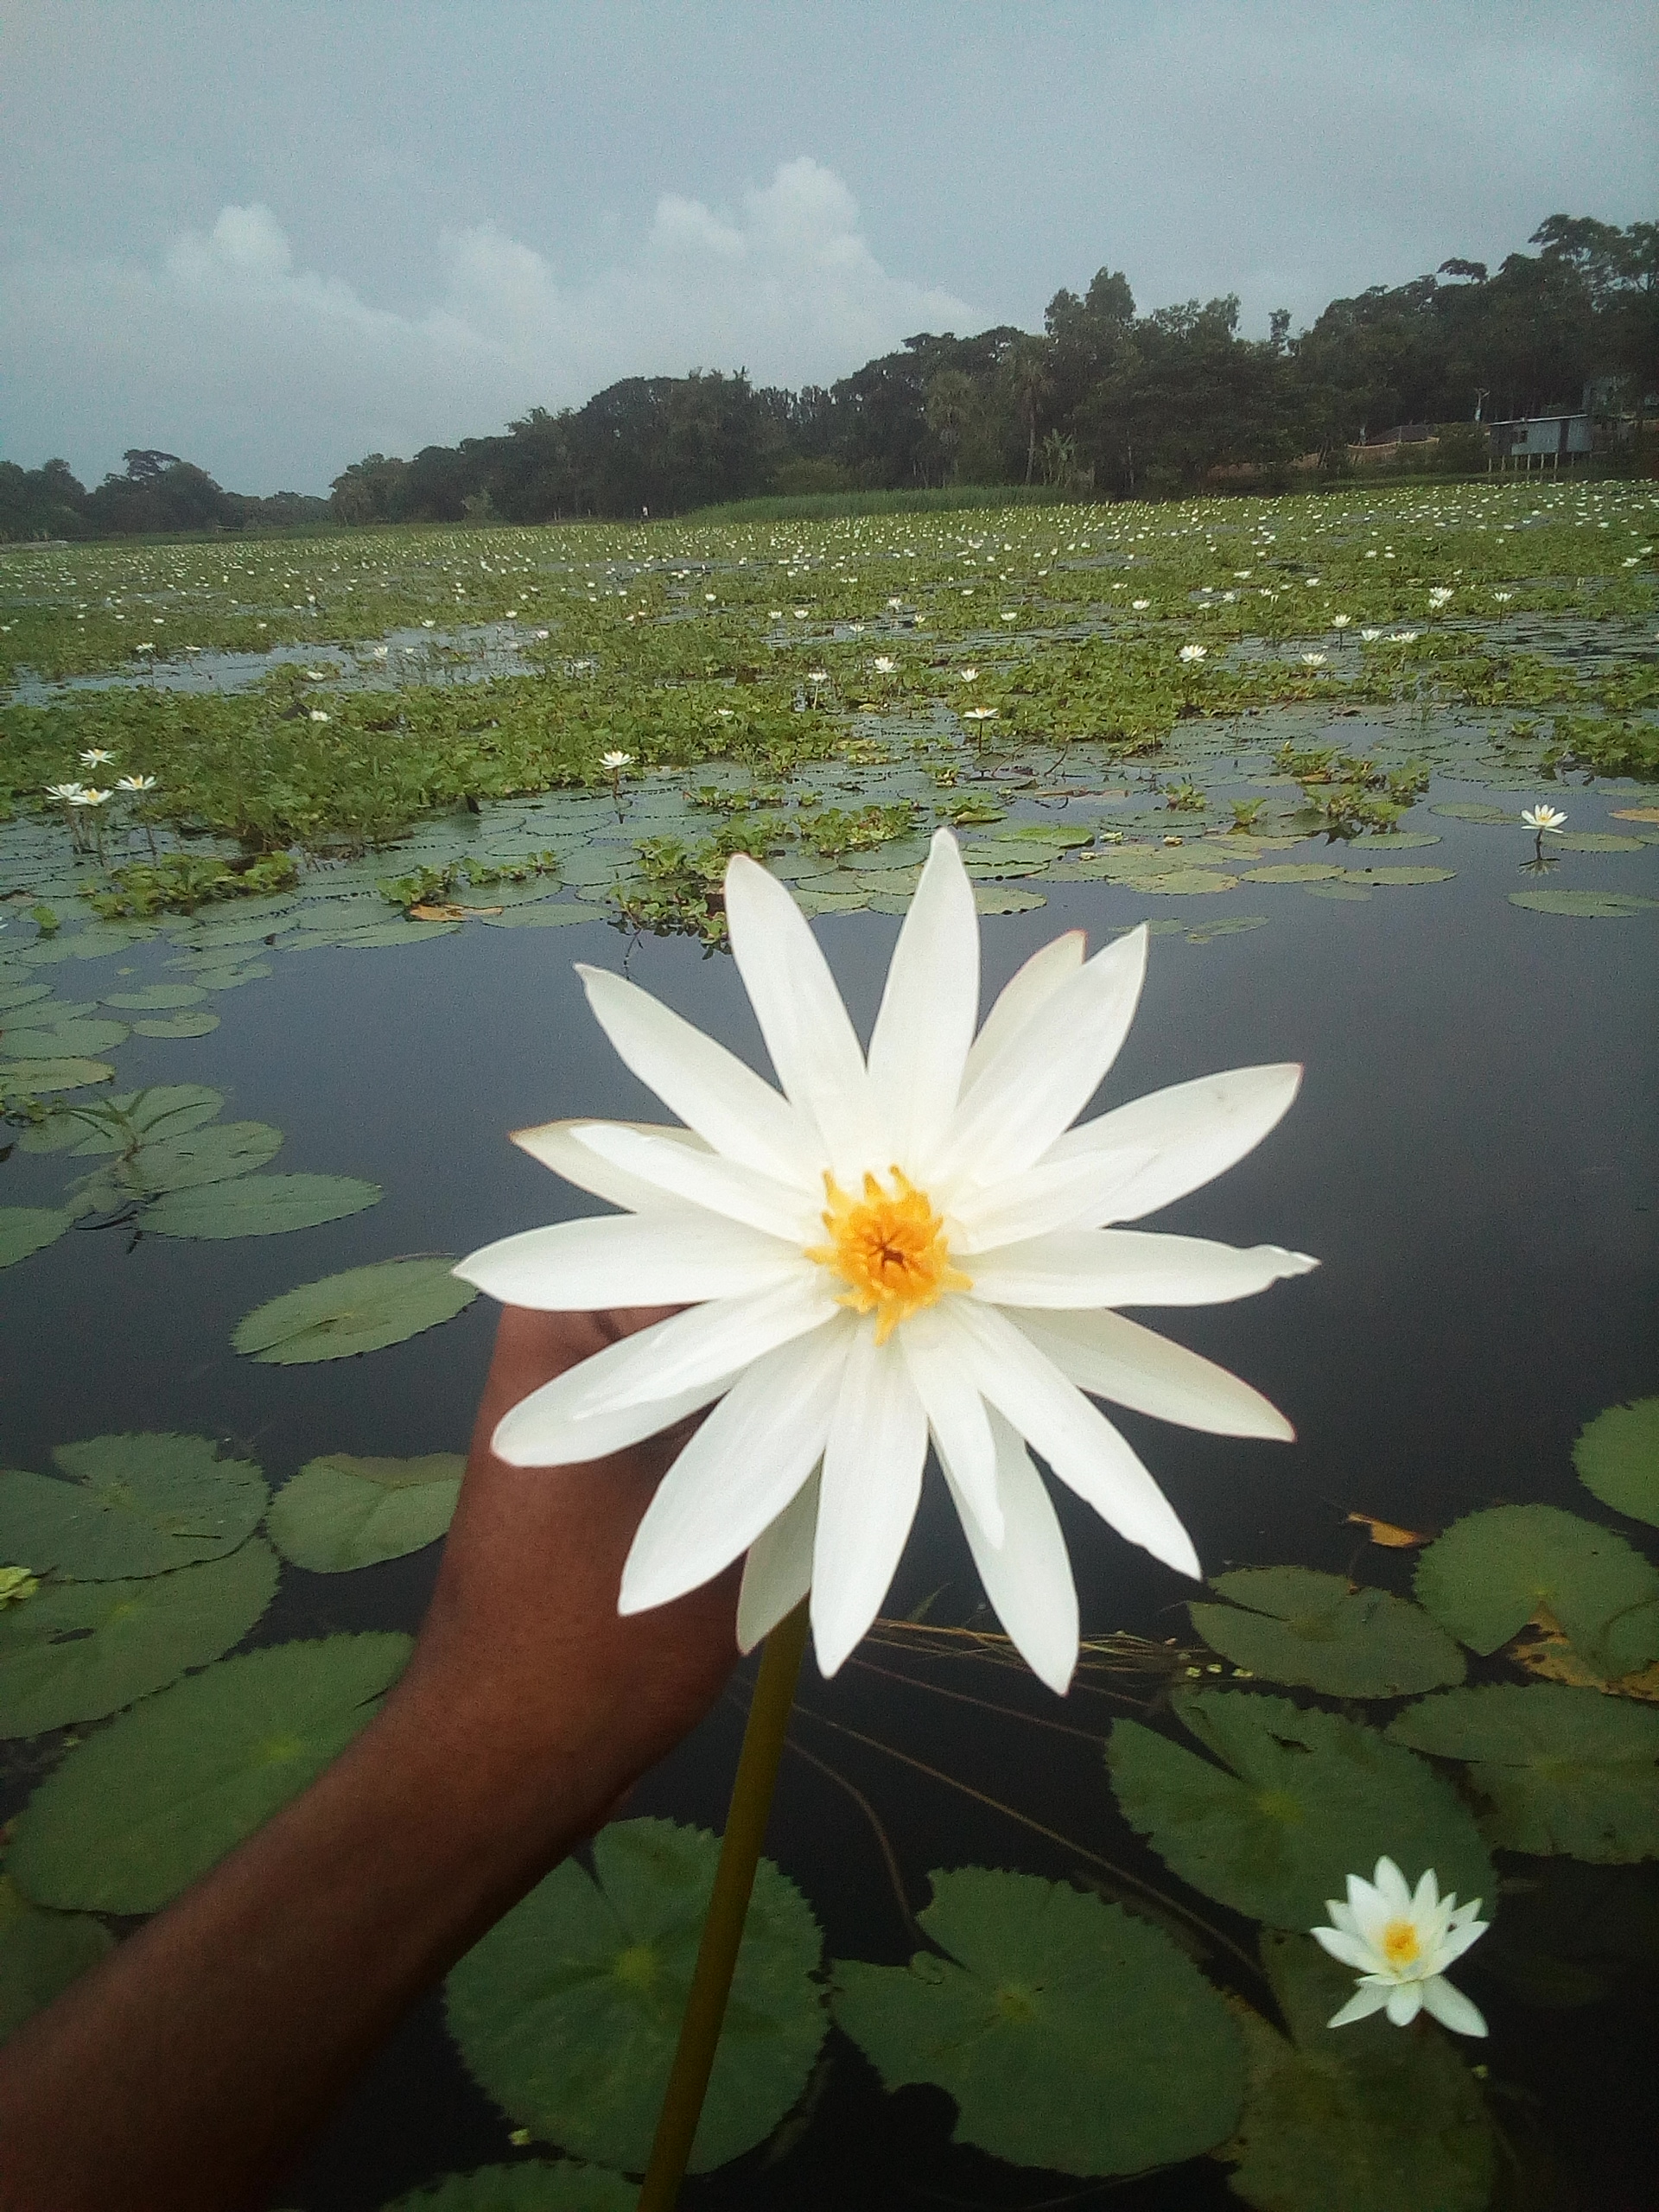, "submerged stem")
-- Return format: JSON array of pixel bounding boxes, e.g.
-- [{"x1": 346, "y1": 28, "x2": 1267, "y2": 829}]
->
[{"x1": 635, "y1": 1599, "x2": 810, "y2": 2212}]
